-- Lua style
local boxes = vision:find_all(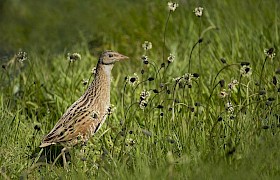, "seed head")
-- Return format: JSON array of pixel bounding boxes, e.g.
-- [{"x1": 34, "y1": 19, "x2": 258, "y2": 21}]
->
[
  {"x1": 173, "y1": 77, "x2": 182, "y2": 83},
  {"x1": 225, "y1": 102, "x2": 234, "y2": 113},
  {"x1": 148, "y1": 77, "x2": 154, "y2": 81},
  {"x1": 139, "y1": 100, "x2": 148, "y2": 110},
  {"x1": 268, "y1": 97, "x2": 275, "y2": 101},
  {"x1": 228, "y1": 79, "x2": 239, "y2": 91},
  {"x1": 182, "y1": 73, "x2": 194, "y2": 87},
  {"x1": 167, "y1": 137, "x2": 175, "y2": 144},
  {"x1": 126, "y1": 138, "x2": 136, "y2": 146},
  {"x1": 156, "y1": 105, "x2": 164, "y2": 109},
  {"x1": 220, "y1": 58, "x2": 227, "y2": 64},
  {"x1": 192, "y1": 73, "x2": 200, "y2": 78},
  {"x1": 219, "y1": 89, "x2": 228, "y2": 98},
  {"x1": 91, "y1": 67, "x2": 97, "y2": 74},
  {"x1": 127, "y1": 73, "x2": 139, "y2": 86},
  {"x1": 167, "y1": 53, "x2": 175, "y2": 63},
  {"x1": 193, "y1": 7, "x2": 204, "y2": 17},
  {"x1": 232, "y1": 79, "x2": 239, "y2": 84},
  {"x1": 275, "y1": 68, "x2": 280, "y2": 75},
  {"x1": 240, "y1": 65, "x2": 252, "y2": 77},
  {"x1": 189, "y1": 106, "x2": 195, "y2": 112},
  {"x1": 264, "y1": 48, "x2": 276, "y2": 59},
  {"x1": 16, "y1": 51, "x2": 28, "y2": 63},
  {"x1": 107, "y1": 104, "x2": 116, "y2": 116},
  {"x1": 198, "y1": 38, "x2": 203, "y2": 43},
  {"x1": 241, "y1": 62, "x2": 250, "y2": 66},
  {"x1": 259, "y1": 90, "x2": 266, "y2": 95},
  {"x1": 262, "y1": 125, "x2": 270, "y2": 129},
  {"x1": 141, "y1": 55, "x2": 149, "y2": 64},
  {"x1": 140, "y1": 90, "x2": 150, "y2": 101},
  {"x1": 168, "y1": 2, "x2": 179, "y2": 12},
  {"x1": 67, "y1": 52, "x2": 81, "y2": 62},
  {"x1": 142, "y1": 41, "x2": 152, "y2": 50},
  {"x1": 219, "y1": 80, "x2": 225, "y2": 88},
  {"x1": 272, "y1": 76, "x2": 277, "y2": 86},
  {"x1": 34, "y1": 125, "x2": 41, "y2": 131},
  {"x1": 153, "y1": 89, "x2": 159, "y2": 93},
  {"x1": 82, "y1": 79, "x2": 89, "y2": 86},
  {"x1": 80, "y1": 157, "x2": 87, "y2": 161},
  {"x1": 266, "y1": 101, "x2": 272, "y2": 106}
]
